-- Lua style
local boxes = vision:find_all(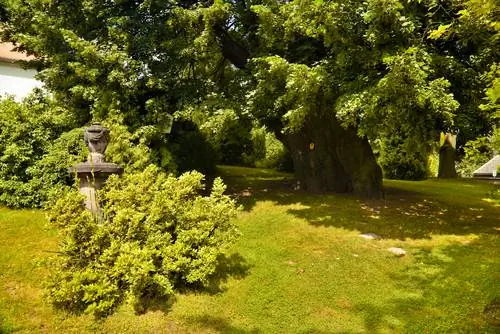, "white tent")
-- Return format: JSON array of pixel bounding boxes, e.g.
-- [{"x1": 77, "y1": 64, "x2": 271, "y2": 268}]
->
[{"x1": 473, "y1": 155, "x2": 500, "y2": 178}]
